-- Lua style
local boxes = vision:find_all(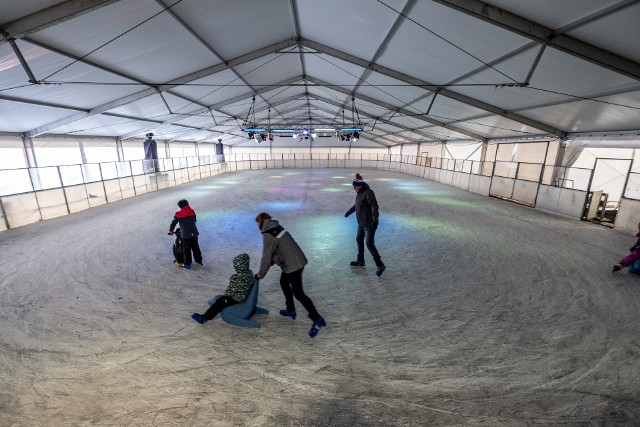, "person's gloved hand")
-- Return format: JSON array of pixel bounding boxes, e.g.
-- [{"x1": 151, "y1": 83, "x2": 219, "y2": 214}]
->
[
  {"x1": 254, "y1": 274, "x2": 260, "y2": 280},
  {"x1": 168, "y1": 230, "x2": 175, "y2": 235},
  {"x1": 631, "y1": 246, "x2": 637, "y2": 252},
  {"x1": 372, "y1": 219, "x2": 378, "y2": 231},
  {"x1": 612, "y1": 264, "x2": 622, "y2": 273},
  {"x1": 344, "y1": 211, "x2": 351, "y2": 217}
]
